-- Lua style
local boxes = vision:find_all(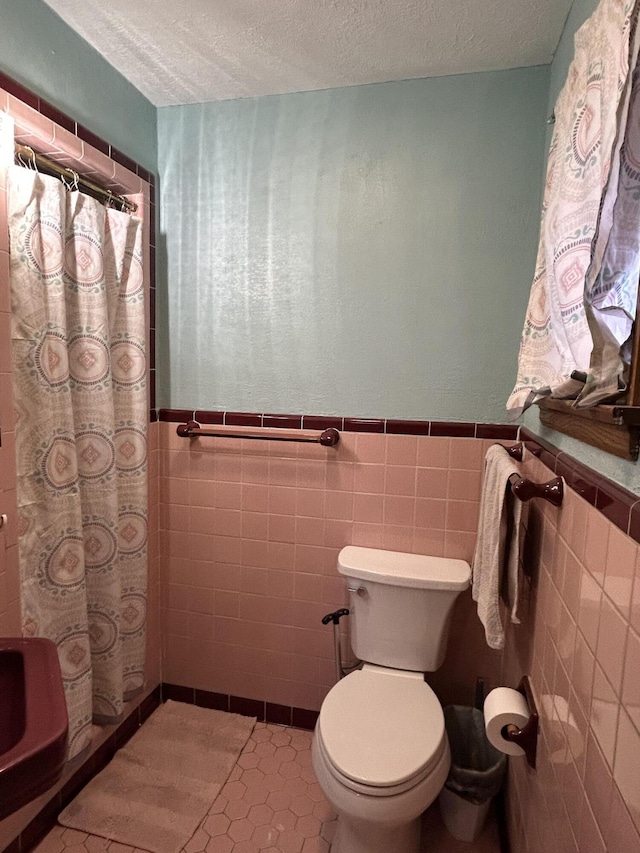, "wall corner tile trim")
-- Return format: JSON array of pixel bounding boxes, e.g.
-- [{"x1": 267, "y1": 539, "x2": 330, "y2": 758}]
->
[{"x1": 520, "y1": 426, "x2": 640, "y2": 543}]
